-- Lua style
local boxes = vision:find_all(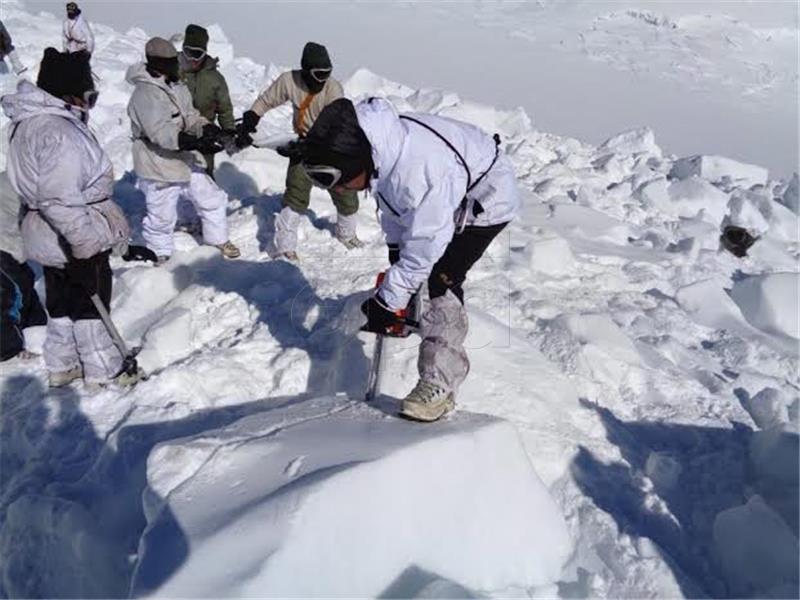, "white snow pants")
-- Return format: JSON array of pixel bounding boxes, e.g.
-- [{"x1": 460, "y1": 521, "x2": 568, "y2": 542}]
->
[
  {"x1": 139, "y1": 168, "x2": 228, "y2": 257},
  {"x1": 418, "y1": 290, "x2": 470, "y2": 394},
  {"x1": 45, "y1": 316, "x2": 122, "y2": 383},
  {"x1": 273, "y1": 207, "x2": 358, "y2": 254}
]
